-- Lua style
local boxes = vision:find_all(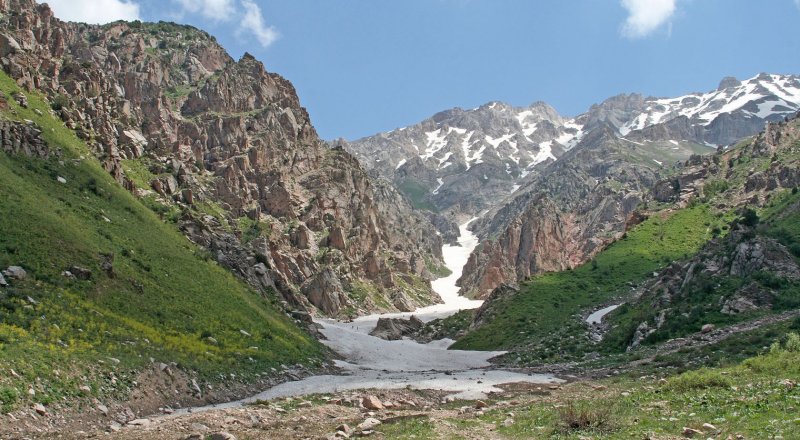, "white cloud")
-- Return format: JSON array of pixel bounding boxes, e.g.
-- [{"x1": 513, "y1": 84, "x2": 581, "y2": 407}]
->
[
  {"x1": 45, "y1": 0, "x2": 140, "y2": 24},
  {"x1": 620, "y1": 0, "x2": 676, "y2": 39},
  {"x1": 238, "y1": 0, "x2": 279, "y2": 48},
  {"x1": 172, "y1": 0, "x2": 279, "y2": 48},
  {"x1": 795, "y1": 0, "x2": 800, "y2": 9},
  {"x1": 174, "y1": 0, "x2": 235, "y2": 20}
]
